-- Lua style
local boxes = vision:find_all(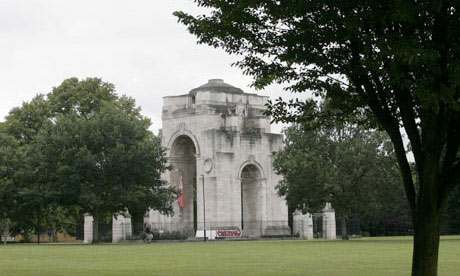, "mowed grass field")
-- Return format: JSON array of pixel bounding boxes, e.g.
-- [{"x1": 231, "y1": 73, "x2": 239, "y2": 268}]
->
[{"x1": 1, "y1": 236, "x2": 460, "y2": 276}]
